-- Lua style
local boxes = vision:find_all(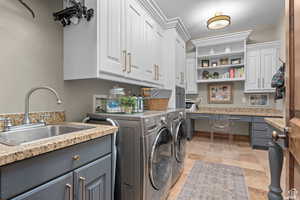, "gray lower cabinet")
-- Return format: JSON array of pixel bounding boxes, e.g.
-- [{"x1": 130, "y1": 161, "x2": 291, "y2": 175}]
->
[
  {"x1": 0, "y1": 136, "x2": 113, "y2": 200},
  {"x1": 11, "y1": 173, "x2": 73, "y2": 200},
  {"x1": 74, "y1": 154, "x2": 112, "y2": 200}
]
